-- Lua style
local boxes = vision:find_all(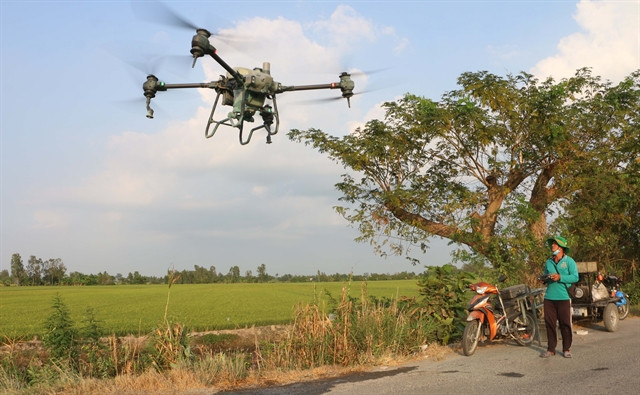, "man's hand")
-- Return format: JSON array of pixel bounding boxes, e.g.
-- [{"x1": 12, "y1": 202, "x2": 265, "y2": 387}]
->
[{"x1": 550, "y1": 273, "x2": 561, "y2": 282}]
